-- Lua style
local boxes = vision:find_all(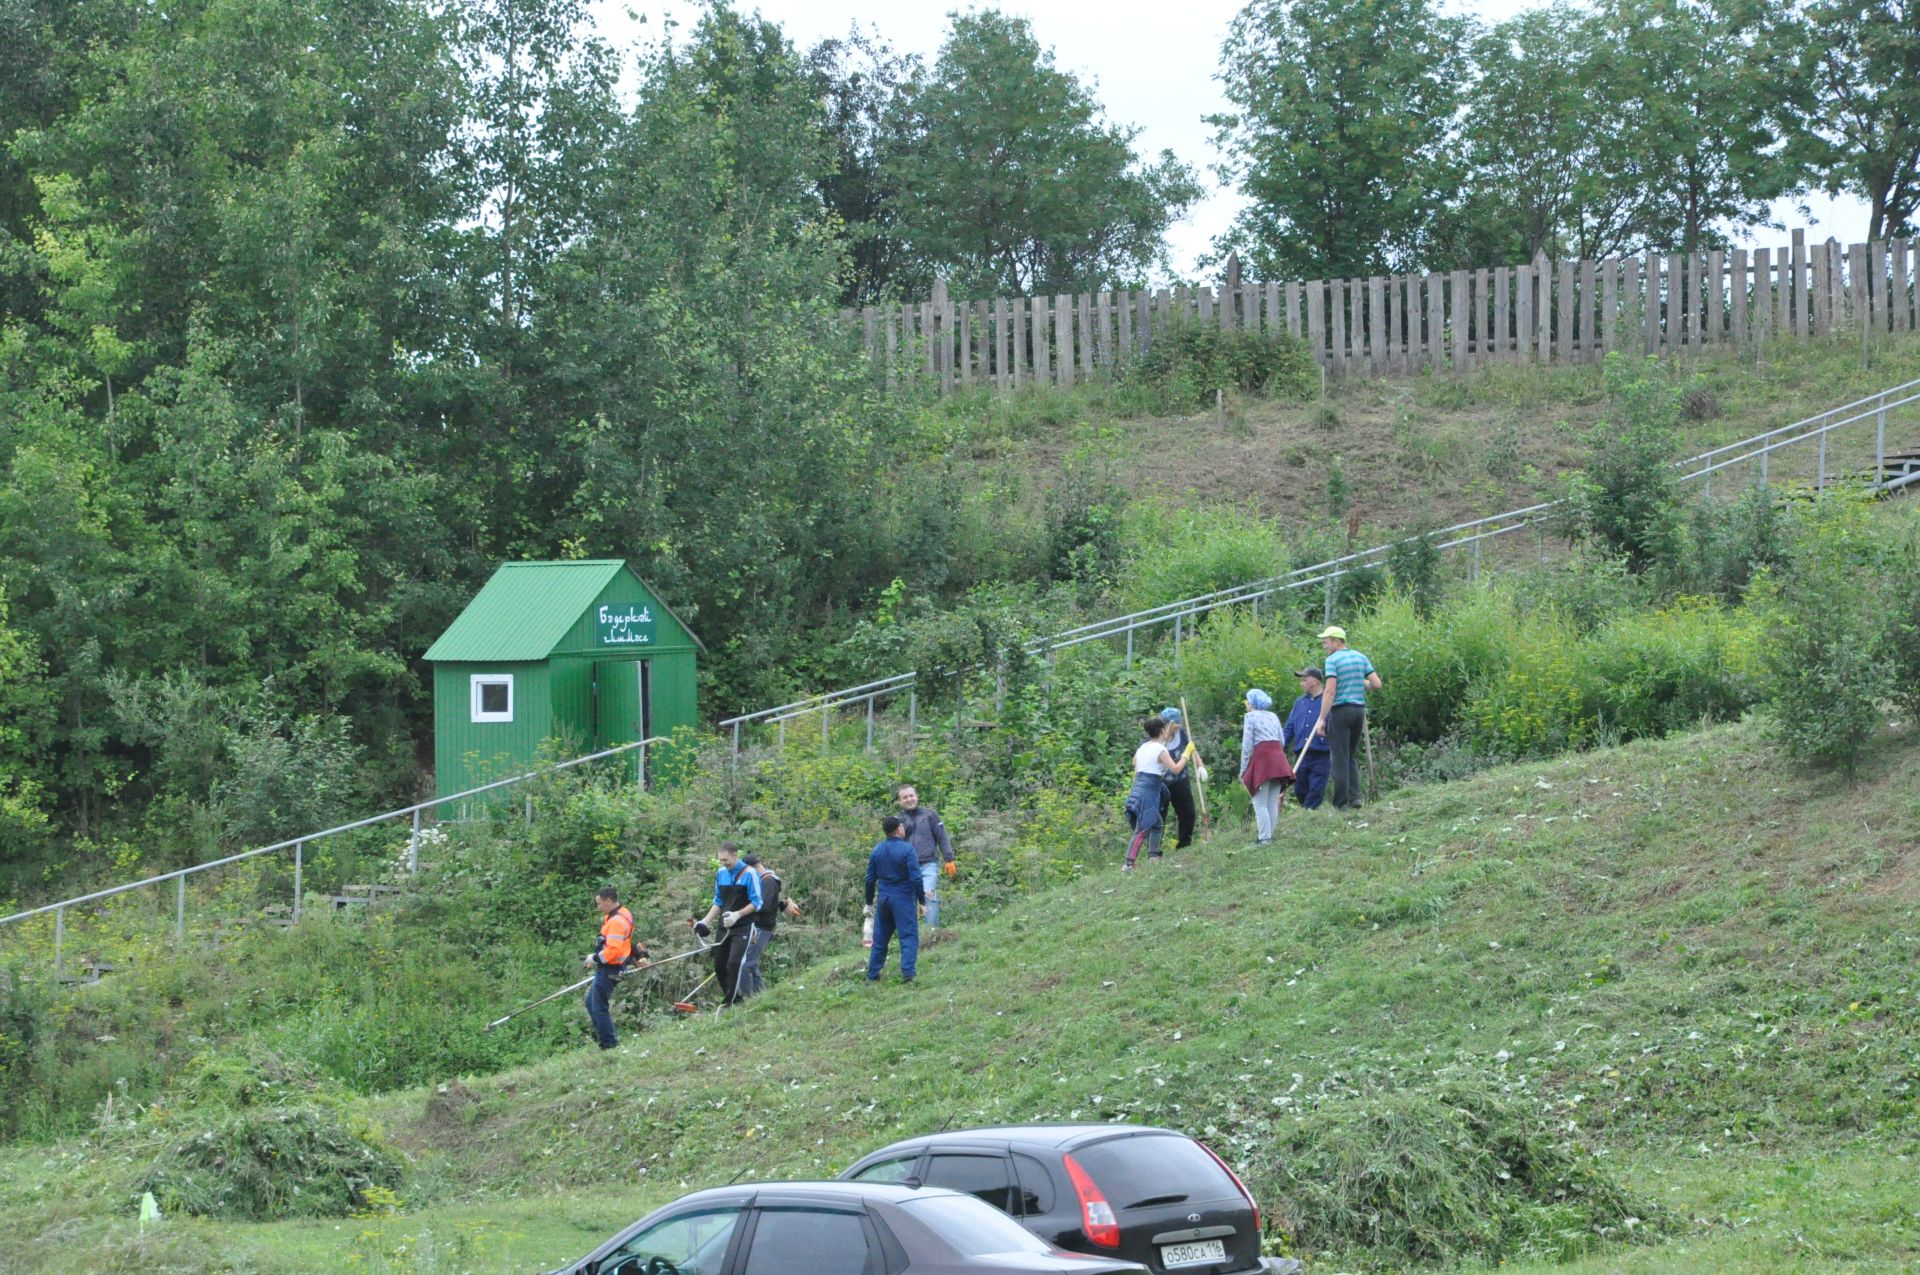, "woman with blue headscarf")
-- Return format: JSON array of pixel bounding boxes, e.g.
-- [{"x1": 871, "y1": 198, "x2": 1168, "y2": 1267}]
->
[
  {"x1": 1124, "y1": 715, "x2": 1191, "y2": 871},
  {"x1": 1239, "y1": 689, "x2": 1293, "y2": 843}
]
